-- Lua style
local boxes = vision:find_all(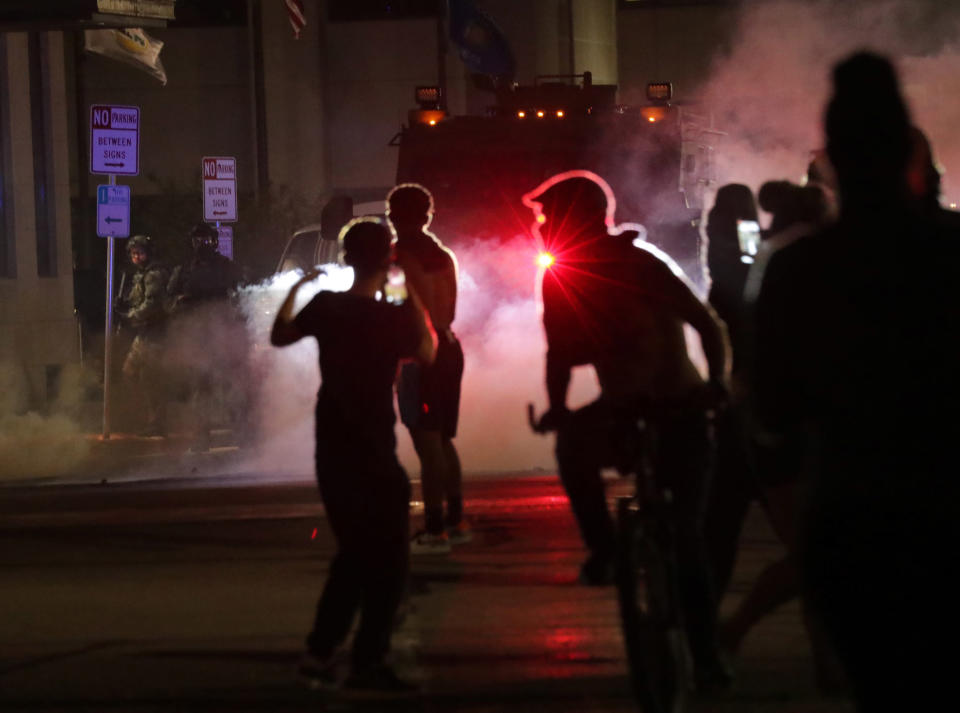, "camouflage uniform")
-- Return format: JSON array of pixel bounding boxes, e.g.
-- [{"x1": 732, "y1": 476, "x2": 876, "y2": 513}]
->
[{"x1": 120, "y1": 249, "x2": 170, "y2": 434}]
